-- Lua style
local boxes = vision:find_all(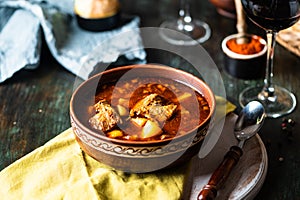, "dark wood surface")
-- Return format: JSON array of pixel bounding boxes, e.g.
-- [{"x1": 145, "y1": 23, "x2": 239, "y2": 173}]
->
[{"x1": 1, "y1": 0, "x2": 300, "y2": 199}]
